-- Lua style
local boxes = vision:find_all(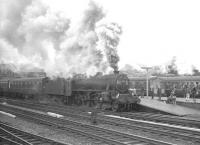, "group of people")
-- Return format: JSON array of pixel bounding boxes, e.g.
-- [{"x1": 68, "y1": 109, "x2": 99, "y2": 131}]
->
[
  {"x1": 130, "y1": 82, "x2": 199, "y2": 104},
  {"x1": 167, "y1": 82, "x2": 200, "y2": 104},
  {"x1": 166, "y1": 87, "x2": 177, "y2": 104}
]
